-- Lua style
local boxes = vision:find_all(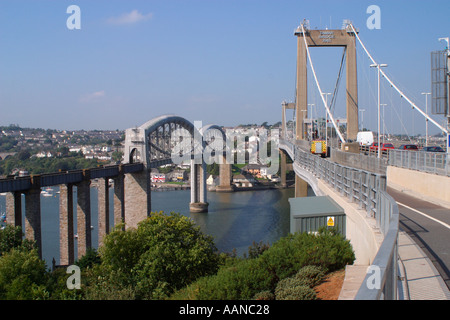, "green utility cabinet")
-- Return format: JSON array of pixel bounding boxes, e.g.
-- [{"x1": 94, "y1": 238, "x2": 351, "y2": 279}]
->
[{"x1": 289, "y1": 196, "x2": 346, "y2": 236}]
